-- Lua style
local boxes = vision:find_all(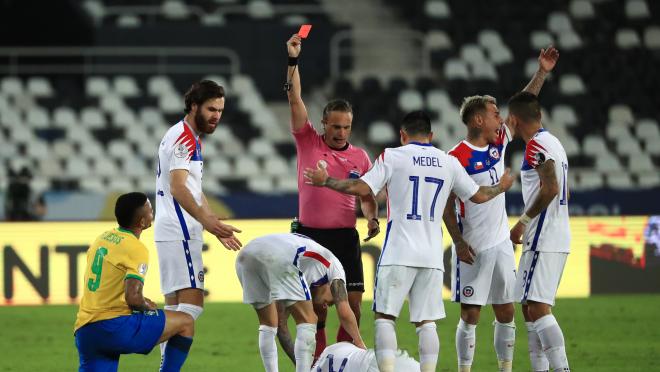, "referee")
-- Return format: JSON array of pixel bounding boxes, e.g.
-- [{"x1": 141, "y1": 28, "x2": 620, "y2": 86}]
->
[{"x1": 285, "y1": 33, "x2": 380, "y2": 358}]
